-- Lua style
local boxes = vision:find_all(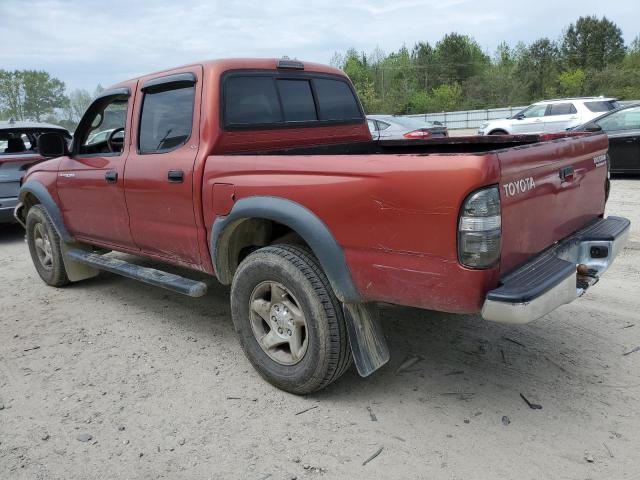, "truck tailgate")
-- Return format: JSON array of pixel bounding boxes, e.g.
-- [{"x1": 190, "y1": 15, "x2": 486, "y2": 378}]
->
[{"x1": 498, "y1": 132, "x2": 609, "y2": 273}]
